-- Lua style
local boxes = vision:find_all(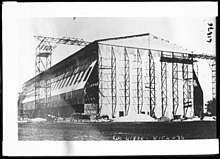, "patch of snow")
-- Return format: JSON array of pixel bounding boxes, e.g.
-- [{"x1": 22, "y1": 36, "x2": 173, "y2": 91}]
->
[
  {"x1": 28, "y1": 118, "x2": 46, "y2": 122},
  {"x1": 18, "y1": 120, "x2": 28, "y2": 123},
  {"x1": 203, "y1": 116, "x2": 216, "y2": 121},
  {"x1": 191, "y1": 117, "x2": 202, "y2": 121}
]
